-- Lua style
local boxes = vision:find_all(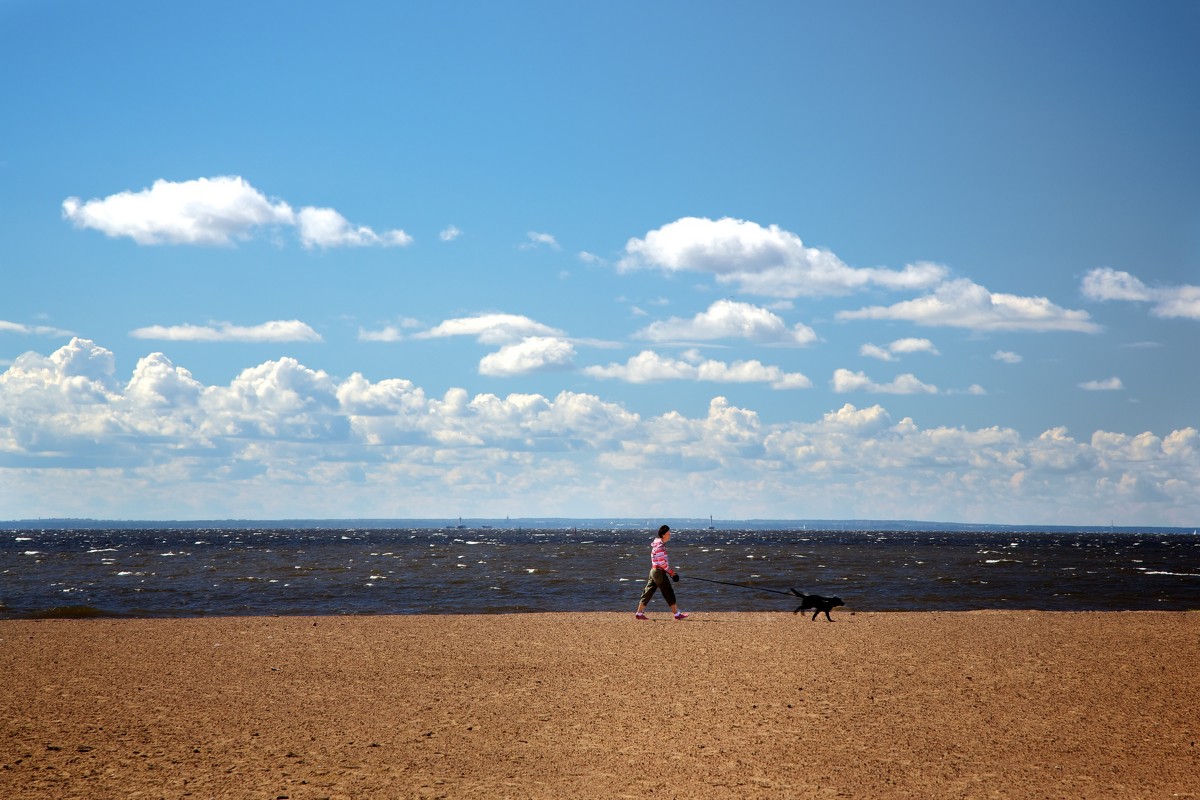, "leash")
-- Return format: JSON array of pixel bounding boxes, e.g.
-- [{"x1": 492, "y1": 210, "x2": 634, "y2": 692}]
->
[{"x1": 684, "y1": 574, "x2": 802, "y2": 598}]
